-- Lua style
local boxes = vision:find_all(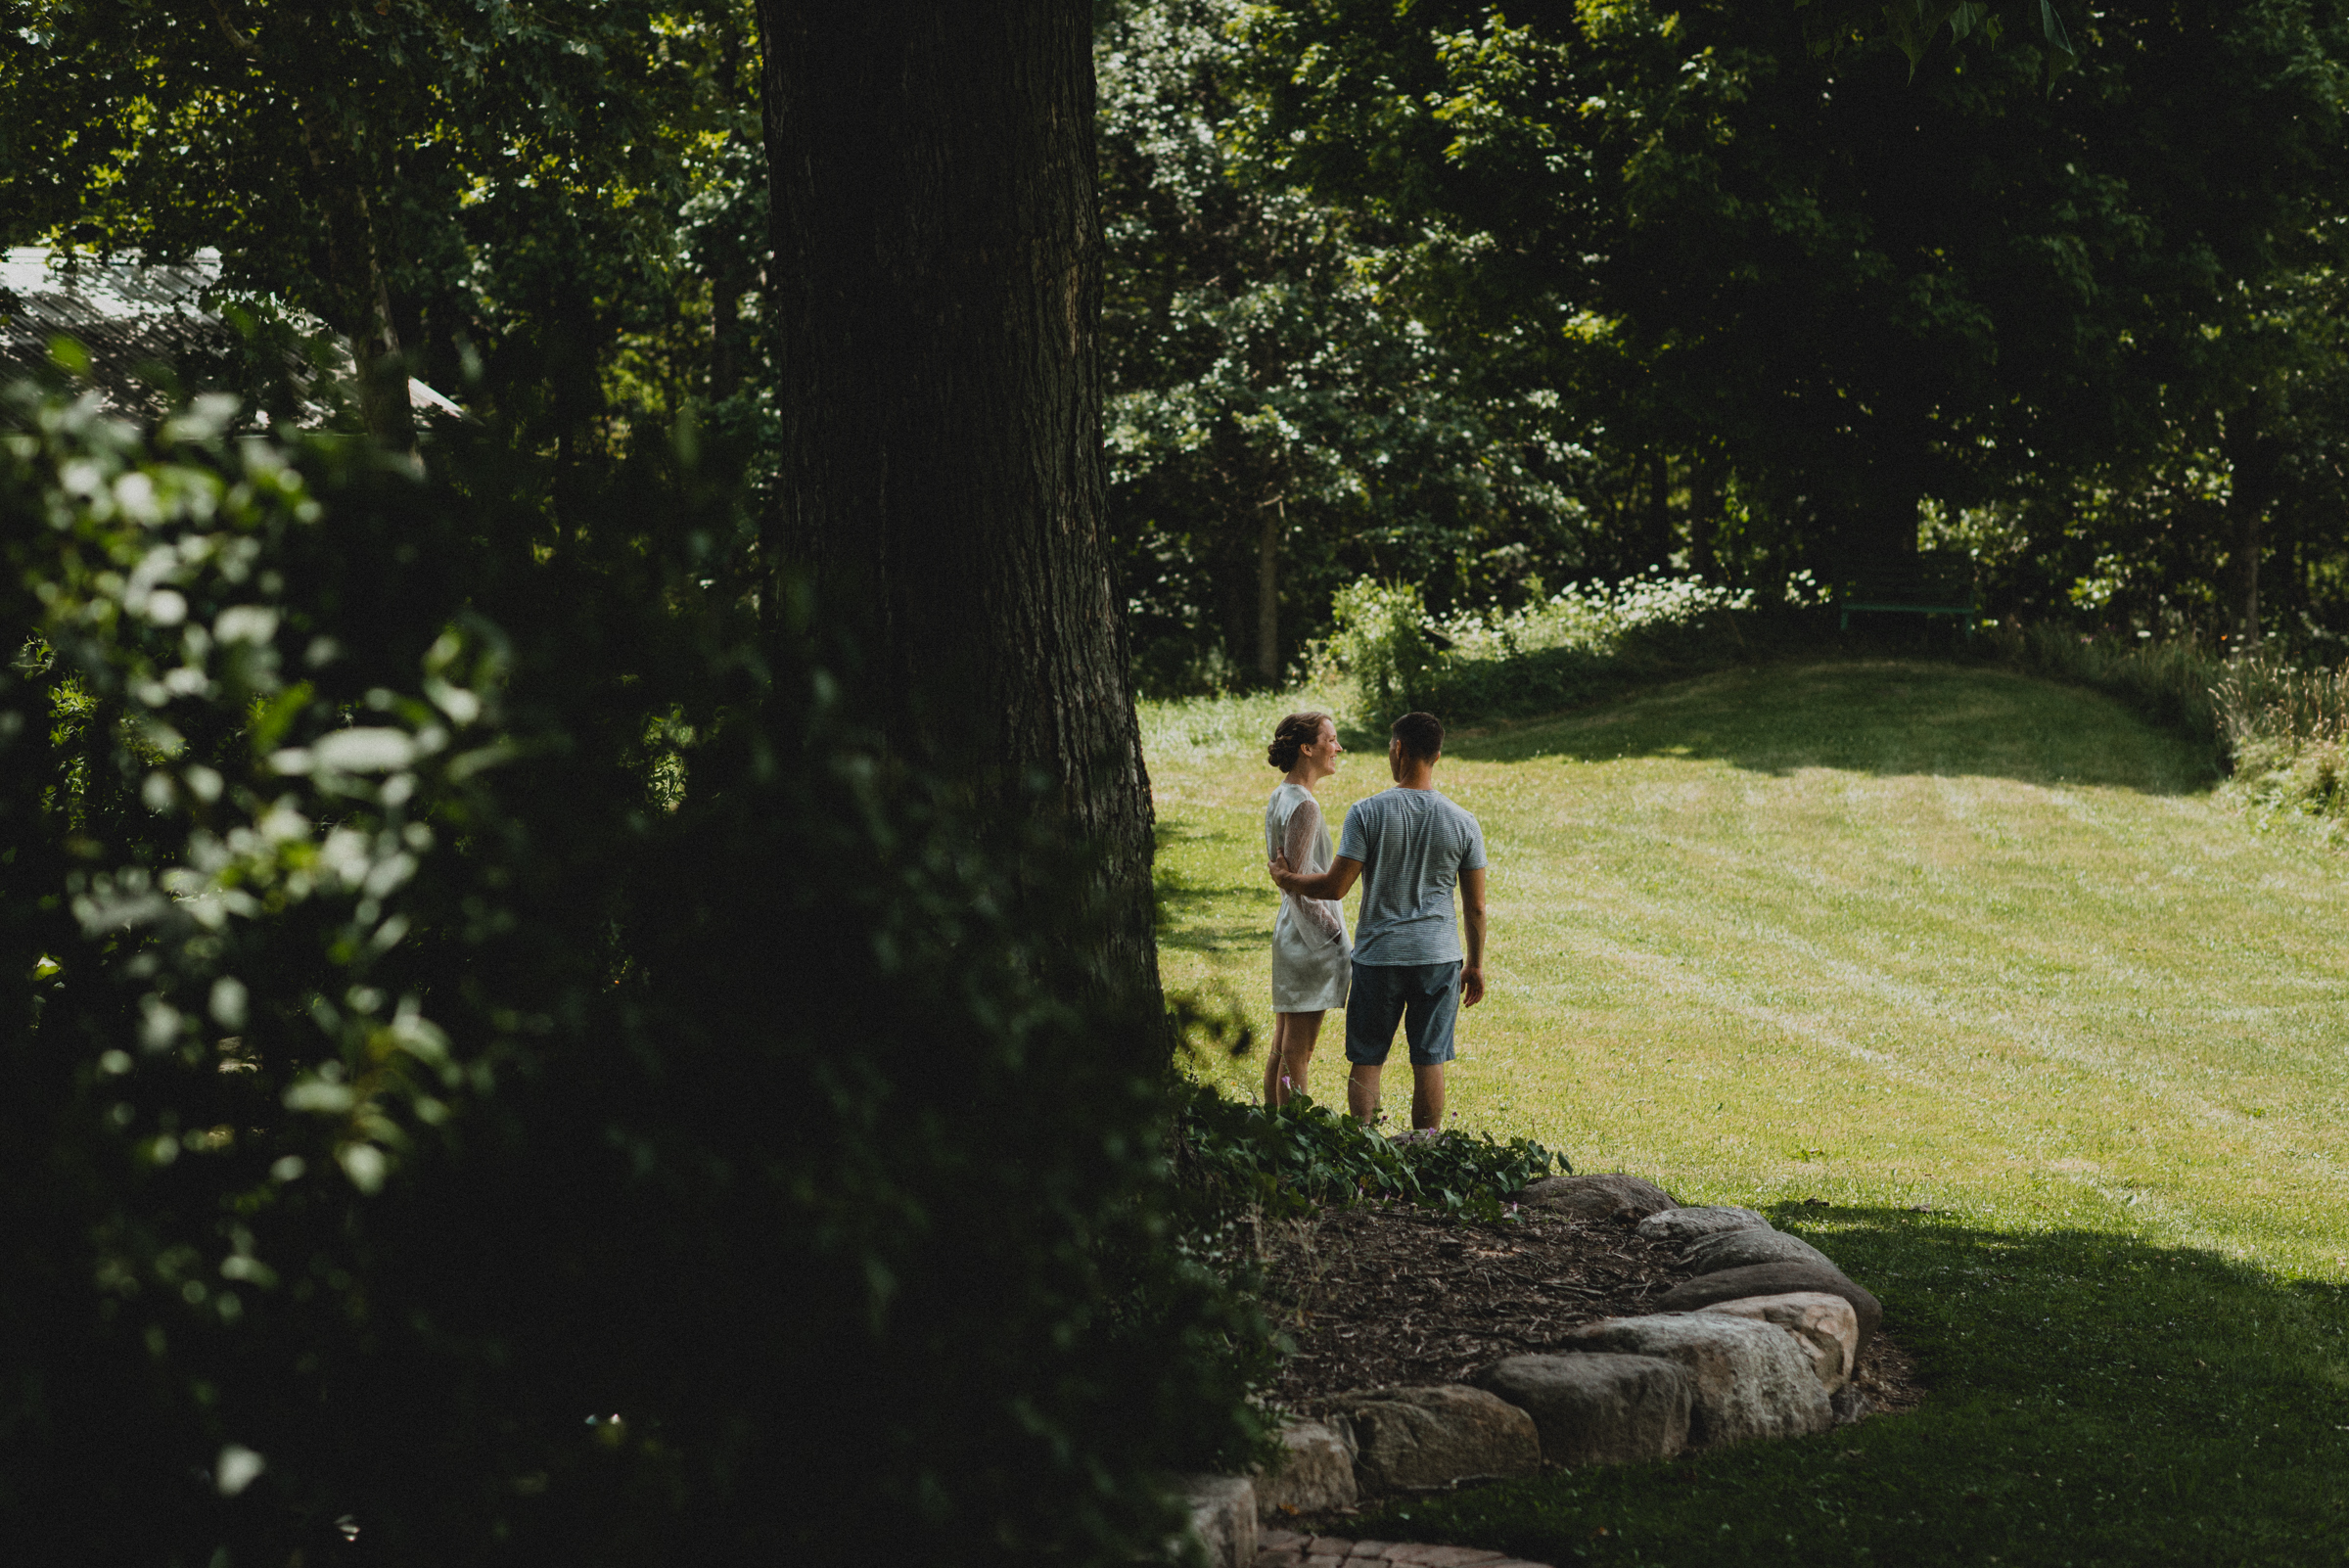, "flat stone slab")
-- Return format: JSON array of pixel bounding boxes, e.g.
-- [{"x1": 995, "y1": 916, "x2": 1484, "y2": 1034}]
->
[
  {"x1": 1472, "y1": 1353, "x2": 1691, "y2": 1466},
  {"x1": 1514, "y1": 1173, "x2": 1676, "y2": 1222},
  {"x1": 1550, "y1": 1314, "x2": 1832, "y2": 1449},
  {"x1": 1652, "y1": 1261, "x2": 1883, "y2": 1360},
  {"x1": 1336, "y1": 1385, "x2": 1541, "y2": 1493},
  {"x1": 1698, "y1": 1292, "x2": 1859, "y2": 1392},
  {"x1": 1681, "y1": 1226, "x2": 1836, "y2": 1275},
  {"x1": 1173, "y1": 1473, "x2": 1258, "y2": 1568},
  {"x1": 1635, "y1": 1204, "x2": 1769, "y2": 1245},
  {"x1": 1256, "y1": 1420, "x2": 1358, "y2": 1519},
  {"x1": 1256, "y1": 1535, "x2": 1553, "y2": 1567}
]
